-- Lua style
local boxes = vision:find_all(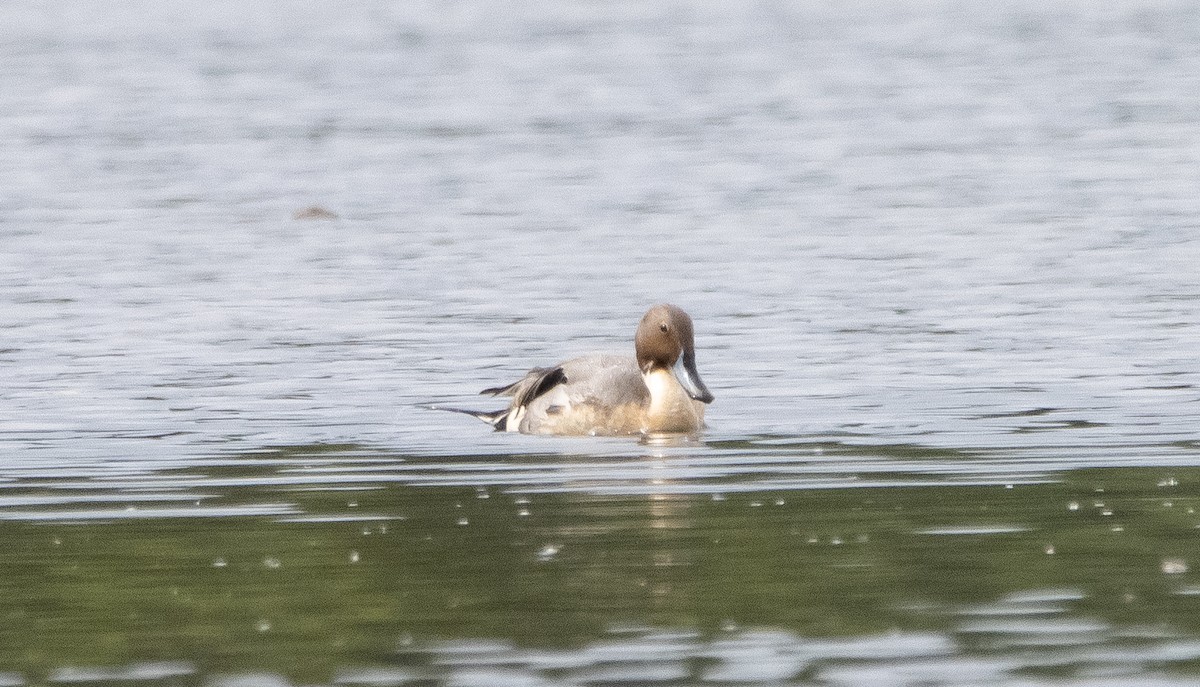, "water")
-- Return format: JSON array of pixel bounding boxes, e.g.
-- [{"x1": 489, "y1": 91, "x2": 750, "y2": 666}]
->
[{"x1": 3, "y1": 0, "x2": 1200, "y2": 684}]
